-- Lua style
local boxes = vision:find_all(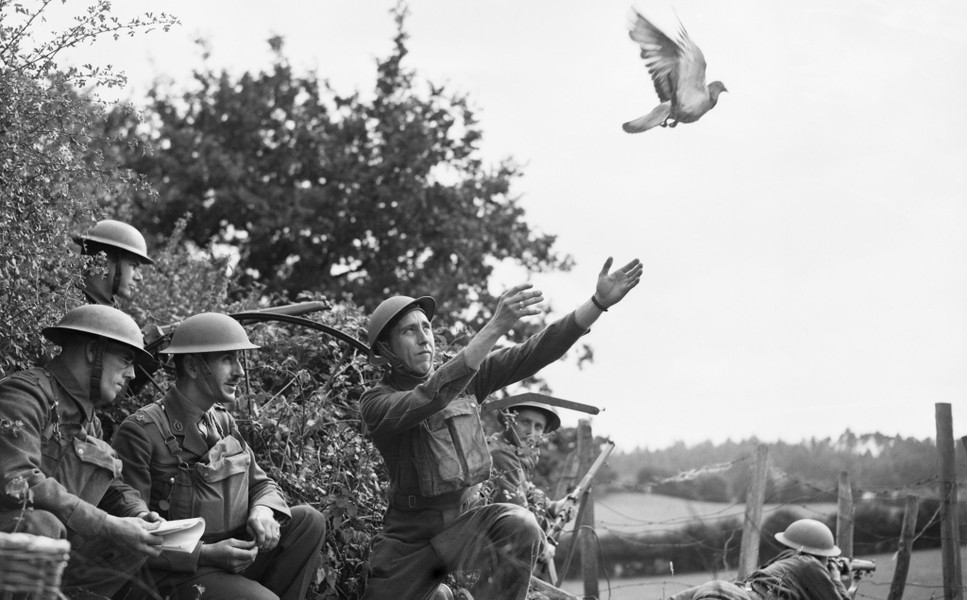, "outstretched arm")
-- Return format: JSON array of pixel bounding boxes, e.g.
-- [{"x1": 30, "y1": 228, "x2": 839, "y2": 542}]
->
[{"x1": 574, "y1": 257, "x2": 643, "y2": 329}]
